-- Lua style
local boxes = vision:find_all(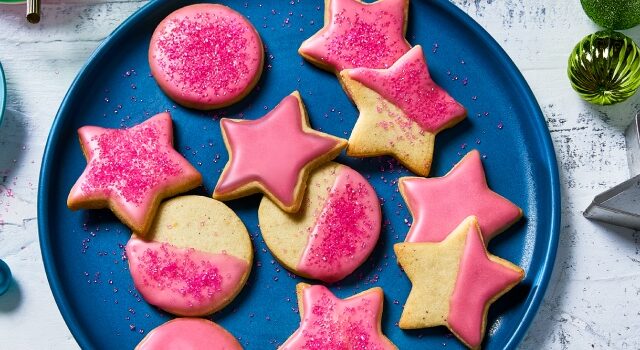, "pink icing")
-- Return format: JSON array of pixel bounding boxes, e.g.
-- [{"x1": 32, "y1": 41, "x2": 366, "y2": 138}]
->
[
  {"x1": 448, "y1": 222, "x2": 523, "y2": 348},
  {"x1": 126, "y1": 237, "x2": 248, "y2": 316},
  {"x1": 402, "y1": 150, "x2": 521, "y2": 243},
  {"x1": 137, "y1": 318, "x2": 242, "y2": 350},
  {"x1": 67, "y1": 113, "x2": 201, "y2": 229},
  {"x1": 149, "y1": 4, "x2": 263, "y2": 108},
  {"x1": 299, "y1": 0, "x2": 410, "y2": 71},
  {"x1": 347, "y1": 46, "x2": 466, "y2": 133},
  {"x1": 214, "y1": 94, "x2": 342, "y2": 207},
  {"x1": 297, "y1": 166, "x2": 381, "y2": 283},
  {"x1": 281, "y1": 285, "x2": 394, "y2": 350}
]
